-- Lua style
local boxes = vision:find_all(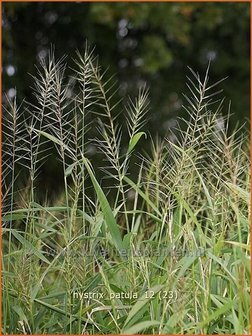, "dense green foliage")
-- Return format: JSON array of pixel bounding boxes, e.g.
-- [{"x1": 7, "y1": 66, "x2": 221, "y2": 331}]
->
[{"x1": 2, "y1": 46, "x2": 250, "y2": 334}]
